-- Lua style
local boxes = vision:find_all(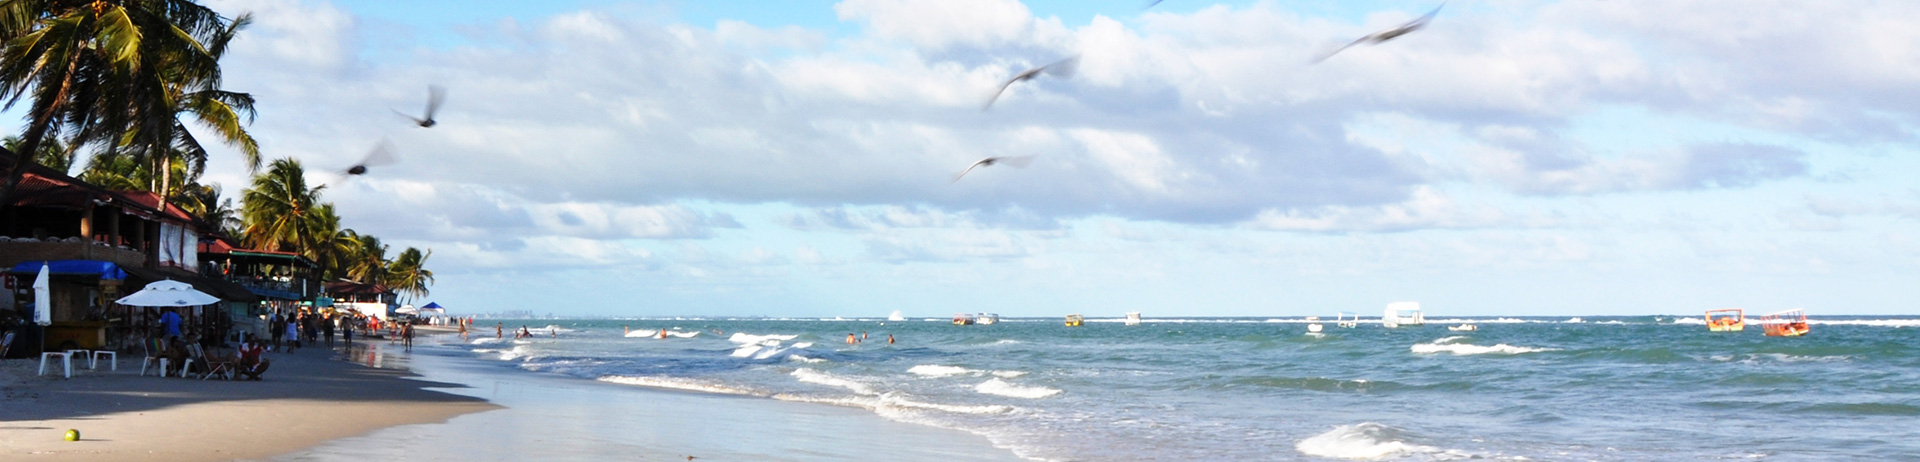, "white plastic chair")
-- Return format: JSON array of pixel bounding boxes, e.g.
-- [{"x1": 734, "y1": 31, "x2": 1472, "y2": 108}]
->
[
  {"x1": 39, "y1": 351, "x2": 72, "y2": 378},
  {"x1": 139, "y1": 338, "x2": 171, "y2": 377},
  {"x1": 92, "y1": 350, "x2": 118, "y2": 371}
]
